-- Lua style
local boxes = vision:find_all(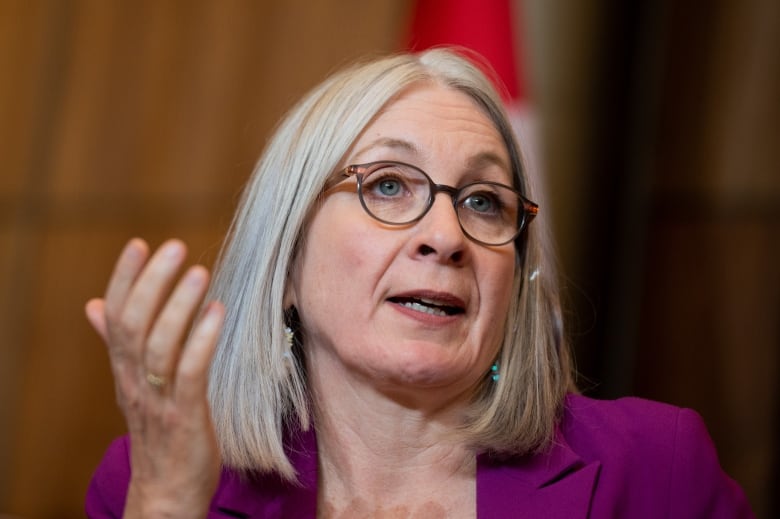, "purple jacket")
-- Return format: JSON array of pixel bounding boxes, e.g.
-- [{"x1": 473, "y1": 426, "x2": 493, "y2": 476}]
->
[{"x1": 86, "y1": 395, "x2": 753, "y2": 518}]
